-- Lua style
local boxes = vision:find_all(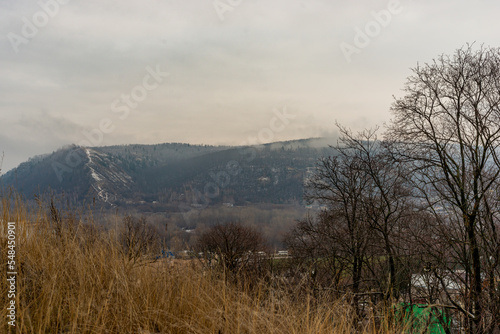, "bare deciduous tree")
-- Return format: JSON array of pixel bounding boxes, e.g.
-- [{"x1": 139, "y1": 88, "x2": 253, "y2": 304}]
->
[
  {"x1": 120, "y1": 215, "x2": 160, "y2": 264},
  {"x1": 289, "y1": 125, "x2": 412, "y2": 320},
  {"x1": 337, "y1": 126, "x2": 412, "y2": 301},
  {"x1": 387, "y1": 44, "x2": 500, "y2": 332},
  {"x1": 196, "y1": 222, "x2": 267, "y2": 277},
  {"x1": 299, "y1": 137, "x2": 371, "y2": 307}
]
